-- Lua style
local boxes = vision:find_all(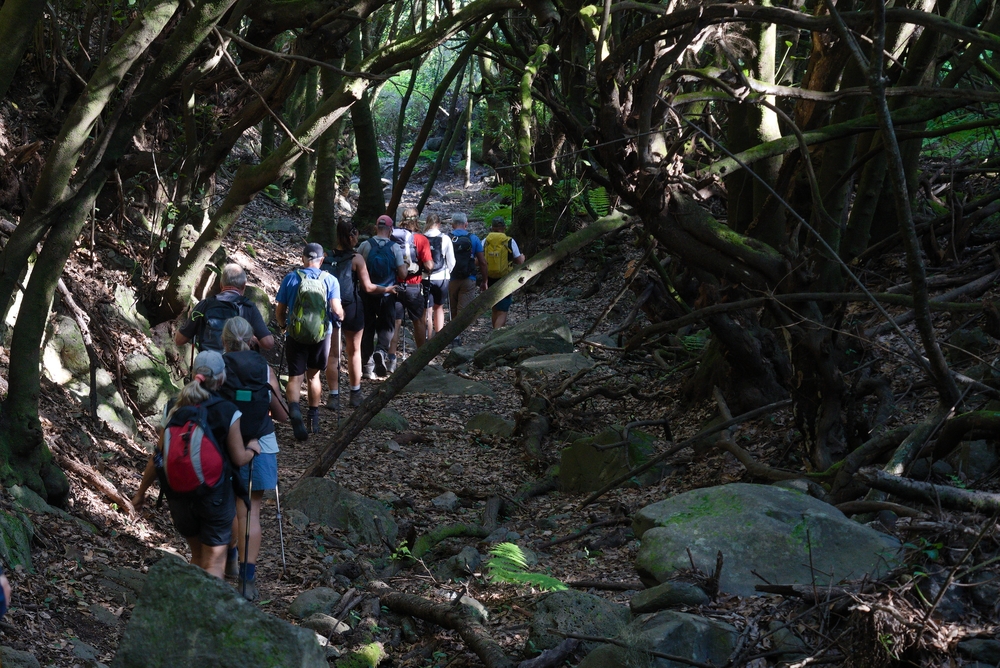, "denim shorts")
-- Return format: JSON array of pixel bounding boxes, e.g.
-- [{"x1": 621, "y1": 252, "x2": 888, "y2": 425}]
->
[{"x1": 238, "y1": 451, "x2": 278, "y2": 491}]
